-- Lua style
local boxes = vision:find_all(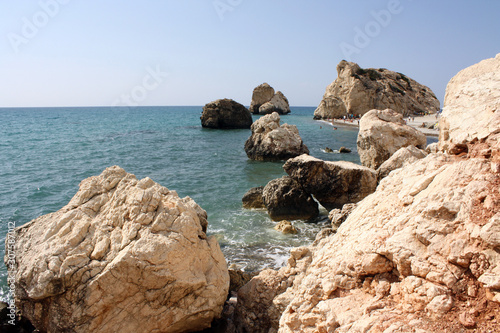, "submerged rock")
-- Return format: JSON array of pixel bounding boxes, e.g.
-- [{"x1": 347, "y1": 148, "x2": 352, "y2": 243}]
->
[
  {"x1": 339, "y1": 146, "x2": 351, "y2": 153},
  {"x1": 274, "y1": 220, "x2": 299, "y2": 234},
  {"x1": 201, "y1": 98, "x2": 252, "y2": 129},
  {"x1": 313, "y1": 60, "x2": 440, "y2": 119},
  {"x1": 262, "y1": 176, "x2": 318, "y2": 221},
  {"x1": 249, "y1": 83, "x2": 291, "y2": 115},
  {"x1": 245, "y1": 112, "x2": 309, "y2": 161},
  {"x1": 284, "y1": 154, "x2": 377, "y2": 211},
  {"x1": 357, "y1": 108, "x2": 427, "y2": 170},
  {"x1": 7, "y1": 166, "x2": 229, "y2": 333}
]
